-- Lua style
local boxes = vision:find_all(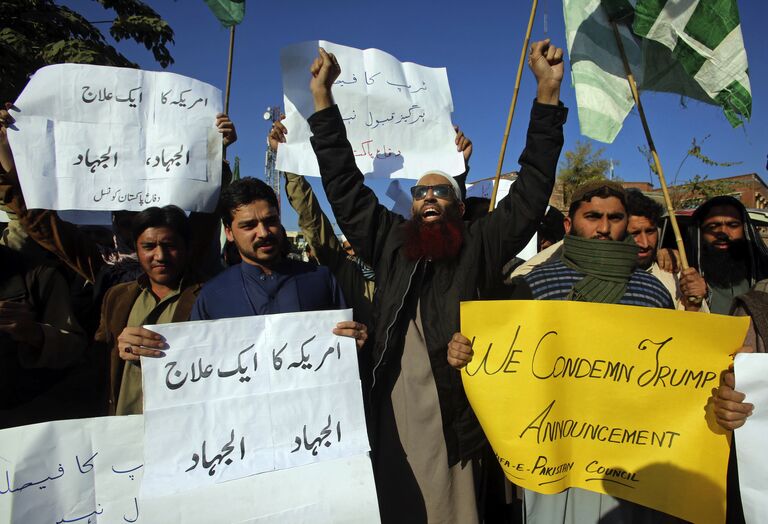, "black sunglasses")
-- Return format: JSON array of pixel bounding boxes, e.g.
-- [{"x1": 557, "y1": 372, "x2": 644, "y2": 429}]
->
[{"x1": 410, "y1": 184, "x2": 455, "y2": 201}]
